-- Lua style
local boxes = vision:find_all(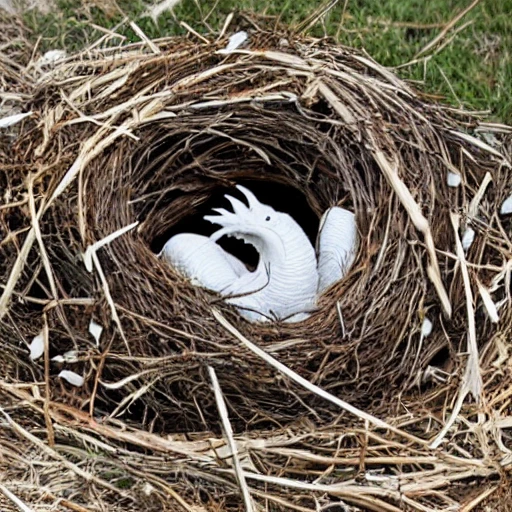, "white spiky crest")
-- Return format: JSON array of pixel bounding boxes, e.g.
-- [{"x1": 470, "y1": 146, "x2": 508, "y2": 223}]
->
[
  {"x1": 236, "y1": 184, "x2": 260, "y2": 210},
  {"x1": 204, "y1": 185, "x2": 287, "y2": 260}
]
